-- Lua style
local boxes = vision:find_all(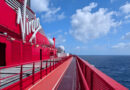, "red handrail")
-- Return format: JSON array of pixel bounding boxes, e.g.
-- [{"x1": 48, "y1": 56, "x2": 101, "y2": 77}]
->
[
  {"x1": 0, "y1": 56, "x2": 71, "y2": 90},
  {"x1": 75, "y1": 56, "x2": 128, "y2": 90},
  {"x1": 76, "y1": 59, "x2": 90, "y2": 90}
]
